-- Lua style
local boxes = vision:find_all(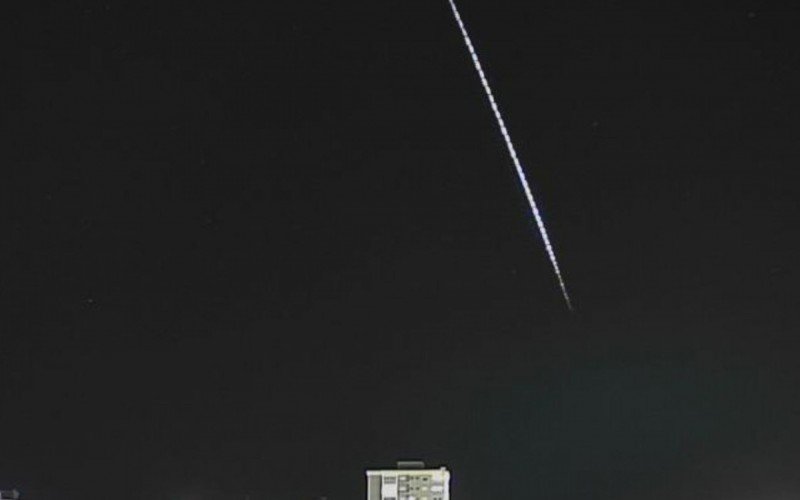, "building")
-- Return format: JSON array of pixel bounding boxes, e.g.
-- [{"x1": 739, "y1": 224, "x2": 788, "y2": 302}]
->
[{"x1": 366, "y1": 461, "x2": 450, "y2": 500}]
